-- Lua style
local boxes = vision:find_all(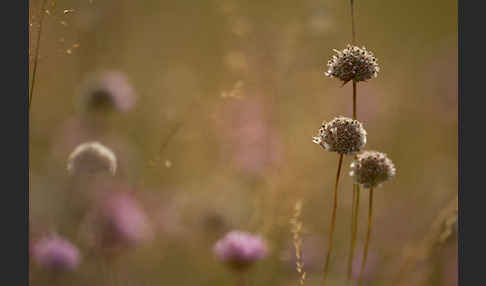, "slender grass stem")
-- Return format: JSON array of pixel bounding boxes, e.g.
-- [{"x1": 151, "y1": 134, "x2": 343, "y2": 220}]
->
[
  {"x1": 29, "y1": 0, "x2": 49, "y2": 113},
  {"x1": 347, "y1": 184, "x2": 360, "y2": 283},
  {"x1": 322, "y1": 153, "x2": 344, "y2": 282},
  {"x1": 350, "y1": 184, "x2": 356, "y2": 232},
  {"x1": 347, "y1": 184, "x2": 357, "y2": 283},
  {"x1": 358, "y1": 188, "x2": 374, "y2": 286},
  {"x1": 348, "y1": 44, "x2": 359, "y2": 285},
  {"x1": 352, "y1": 81, "x2": 357, "y2": 119},
  {"x1": 350, "y1": 0, "x2": 356, "y2": 44}
]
